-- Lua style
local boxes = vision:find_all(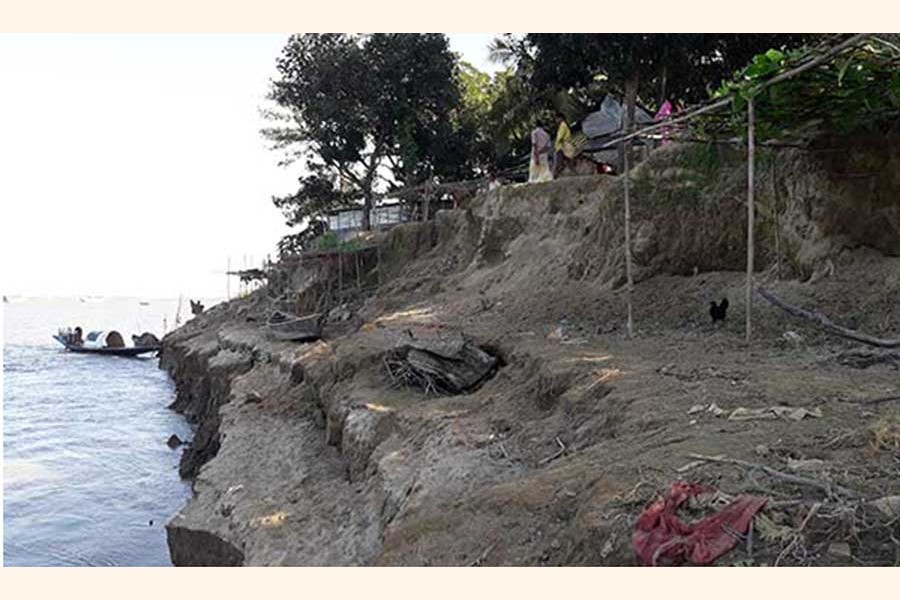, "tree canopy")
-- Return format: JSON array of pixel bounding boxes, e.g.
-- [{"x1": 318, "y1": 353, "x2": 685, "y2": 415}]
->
[
  {"x1": 514, "y1": 34, "x2": 818, "y2": 108},
  {"x1": 264, "y1": 33, "x2": 467, "y2": 241},
  {"x1": 705, "y1": 37, "x2": 900, "y2": 143}
]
